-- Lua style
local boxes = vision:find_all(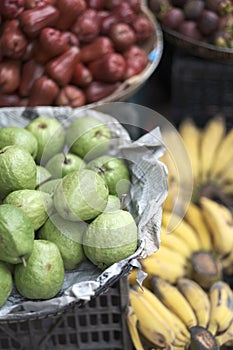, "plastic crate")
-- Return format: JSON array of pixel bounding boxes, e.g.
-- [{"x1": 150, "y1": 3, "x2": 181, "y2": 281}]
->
[
  {"x1": 170, "y1": 51, "x2": 233, "y2": 130},
  {"x1": 0, "y1": 277, "x2": 133, "y2": 350}
]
